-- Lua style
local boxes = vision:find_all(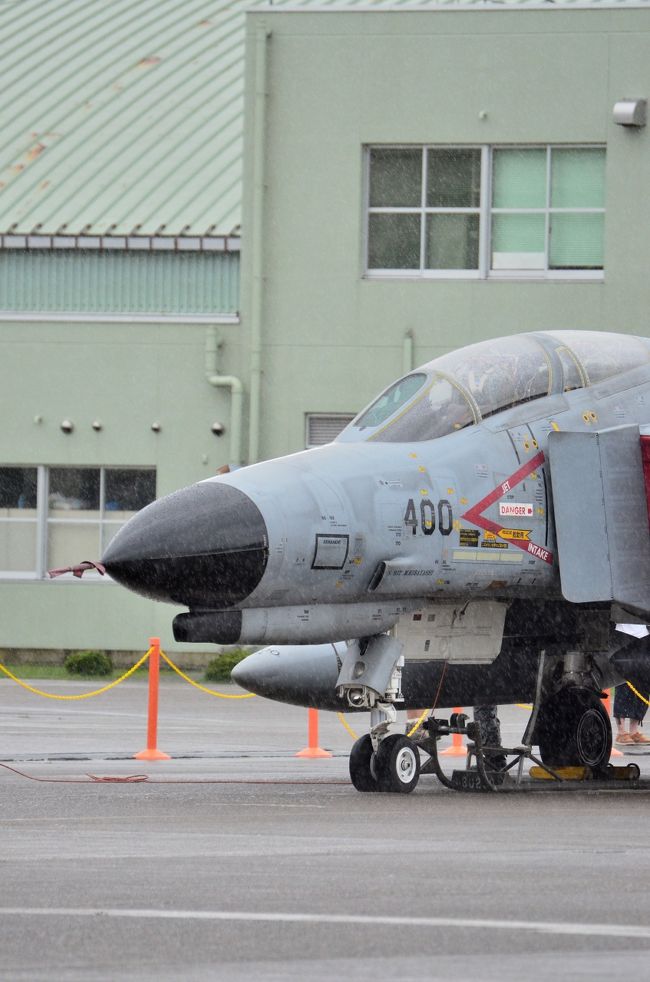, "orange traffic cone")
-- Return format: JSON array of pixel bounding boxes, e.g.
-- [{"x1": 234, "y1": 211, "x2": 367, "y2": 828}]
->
[
  {"x1": 295, "y1": 708, "x2": 332, "y2": 759},
  {"x1": 440, "y1": 707, "x2": 467, "y2": 757}
]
